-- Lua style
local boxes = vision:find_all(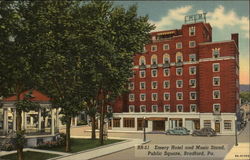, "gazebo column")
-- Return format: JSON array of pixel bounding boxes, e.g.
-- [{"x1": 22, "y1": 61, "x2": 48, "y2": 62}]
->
[
  {"x1": 51, "y1": 108, "x2": 55, "y2": 136},
  {"x1": 38, "y1": 108, "x2": 42, "y2": 132},
  {"x1": 56, "y1": 108, "x2": 59, "y2": 131},
  {"x1": 22, "y1": 111, "x2": 27, "y2": 130},
  {"x1": 13, "y1": 108, "x2": 16, "y2": 131},
  {"x1": 3, "y1": 108, "x2": 8, "y2": 134}
]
